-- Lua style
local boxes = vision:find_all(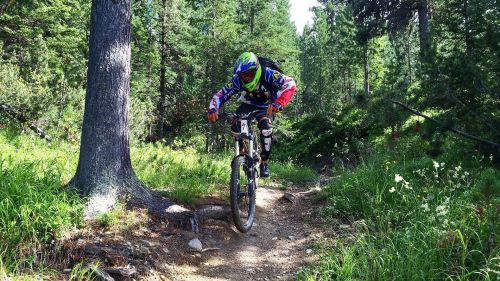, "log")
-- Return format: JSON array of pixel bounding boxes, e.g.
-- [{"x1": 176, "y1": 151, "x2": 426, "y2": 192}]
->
[
  {"x1": 0, "y1": 103, "x2": 52, "y2": 141},
  {"x1": 195, "y1": 204, "x2": 232, "y2": 222}
]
